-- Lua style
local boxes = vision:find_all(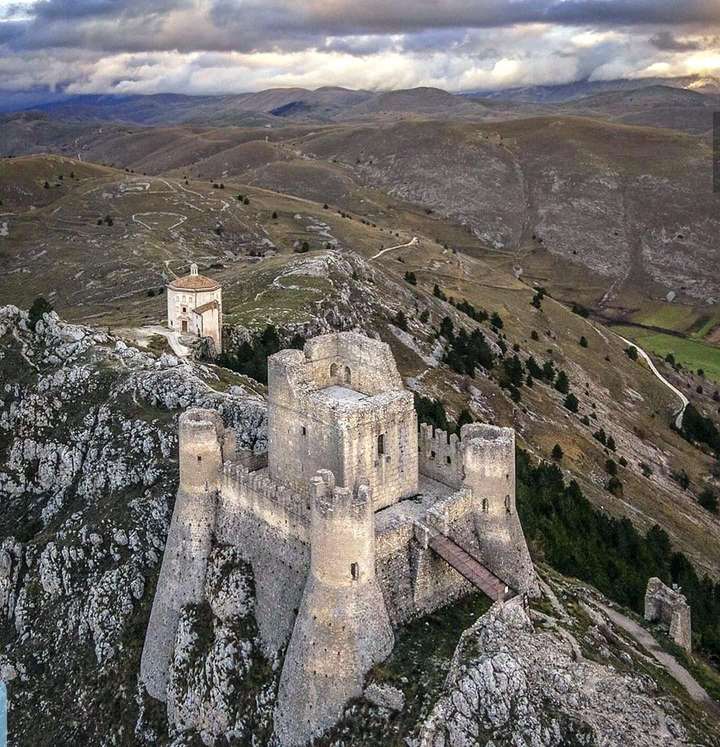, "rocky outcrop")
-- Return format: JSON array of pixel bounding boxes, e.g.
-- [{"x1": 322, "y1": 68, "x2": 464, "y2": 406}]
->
[
  {"x1": 165, "y1": 548, "x2": 277, "y2": 745},
  {"x1": 420, "y1": 597, "x2": 694, "y2": 746},
  {"x1": 0, "y1": 305, "x2": 267, "y2": 744}
]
